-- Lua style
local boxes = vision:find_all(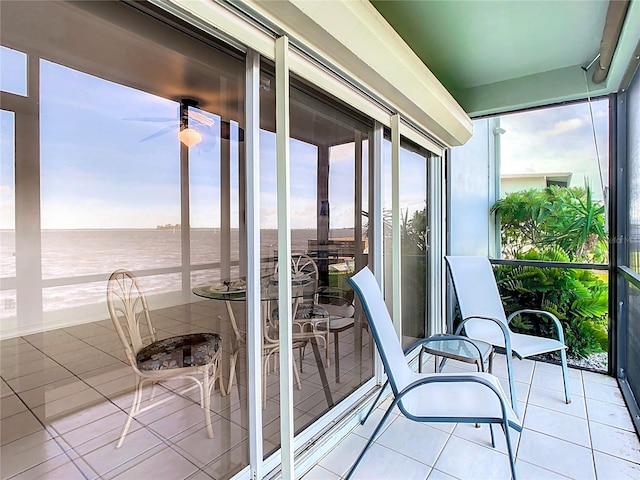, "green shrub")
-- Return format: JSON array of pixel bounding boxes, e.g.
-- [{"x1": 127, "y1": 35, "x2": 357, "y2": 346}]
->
[
  {"x1": 494, "y1": 248, "x2": 608, "y2": 357},
  {"x1": 491, "y1": 184, "x2": 609, "y2": 358}
]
